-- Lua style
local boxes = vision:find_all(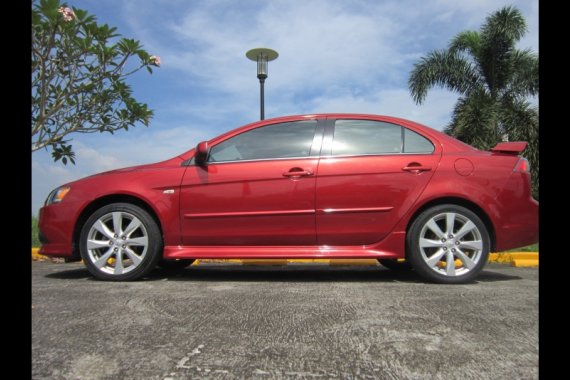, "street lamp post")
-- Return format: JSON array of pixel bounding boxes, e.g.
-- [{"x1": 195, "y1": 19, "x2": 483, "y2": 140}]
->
[{"x1": 246, "y1": 48, "x2": 279, "y2": 120}]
